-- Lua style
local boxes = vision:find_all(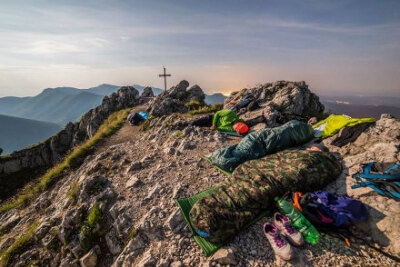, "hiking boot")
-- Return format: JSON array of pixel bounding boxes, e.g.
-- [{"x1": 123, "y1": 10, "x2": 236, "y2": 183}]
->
[
  {"x1": 263, "y1": 223, "x2": 293, "y2": 260},
  {"x1": 274, "y1": 212, "x2": 304, "y2": 246}
]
